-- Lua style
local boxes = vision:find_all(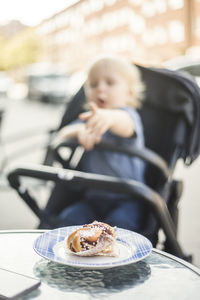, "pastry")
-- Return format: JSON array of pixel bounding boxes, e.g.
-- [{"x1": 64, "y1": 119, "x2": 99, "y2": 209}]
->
[{"x1": 66, "y1": 221, "x2": 119, "y2": 257}]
